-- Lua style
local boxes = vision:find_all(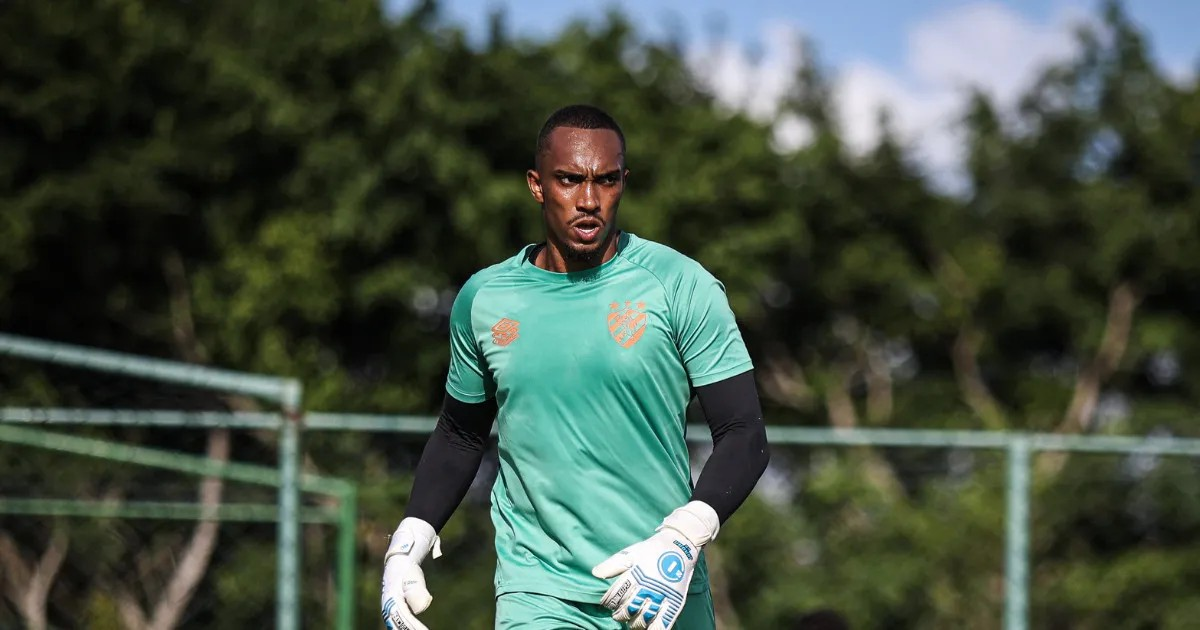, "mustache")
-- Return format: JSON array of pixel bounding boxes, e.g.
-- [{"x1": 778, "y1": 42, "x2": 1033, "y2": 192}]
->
[{"x1": 570, "y1": 215, "x2": 604, "y2": 226}]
